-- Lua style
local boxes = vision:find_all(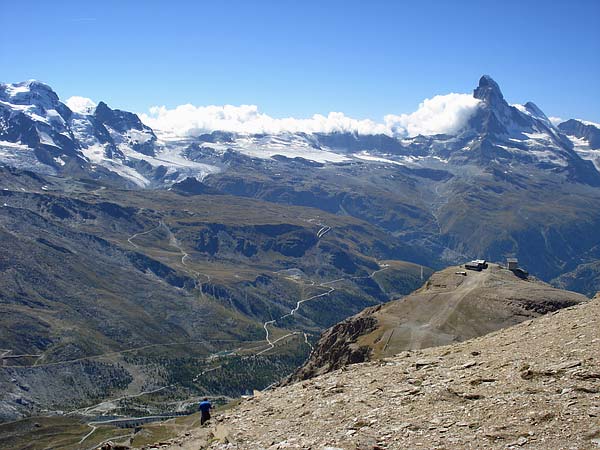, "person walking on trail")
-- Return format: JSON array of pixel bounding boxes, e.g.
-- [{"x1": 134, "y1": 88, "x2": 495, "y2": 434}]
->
[{"x1": 199, "y1": 398, "x2": 212, "y2": 425}]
